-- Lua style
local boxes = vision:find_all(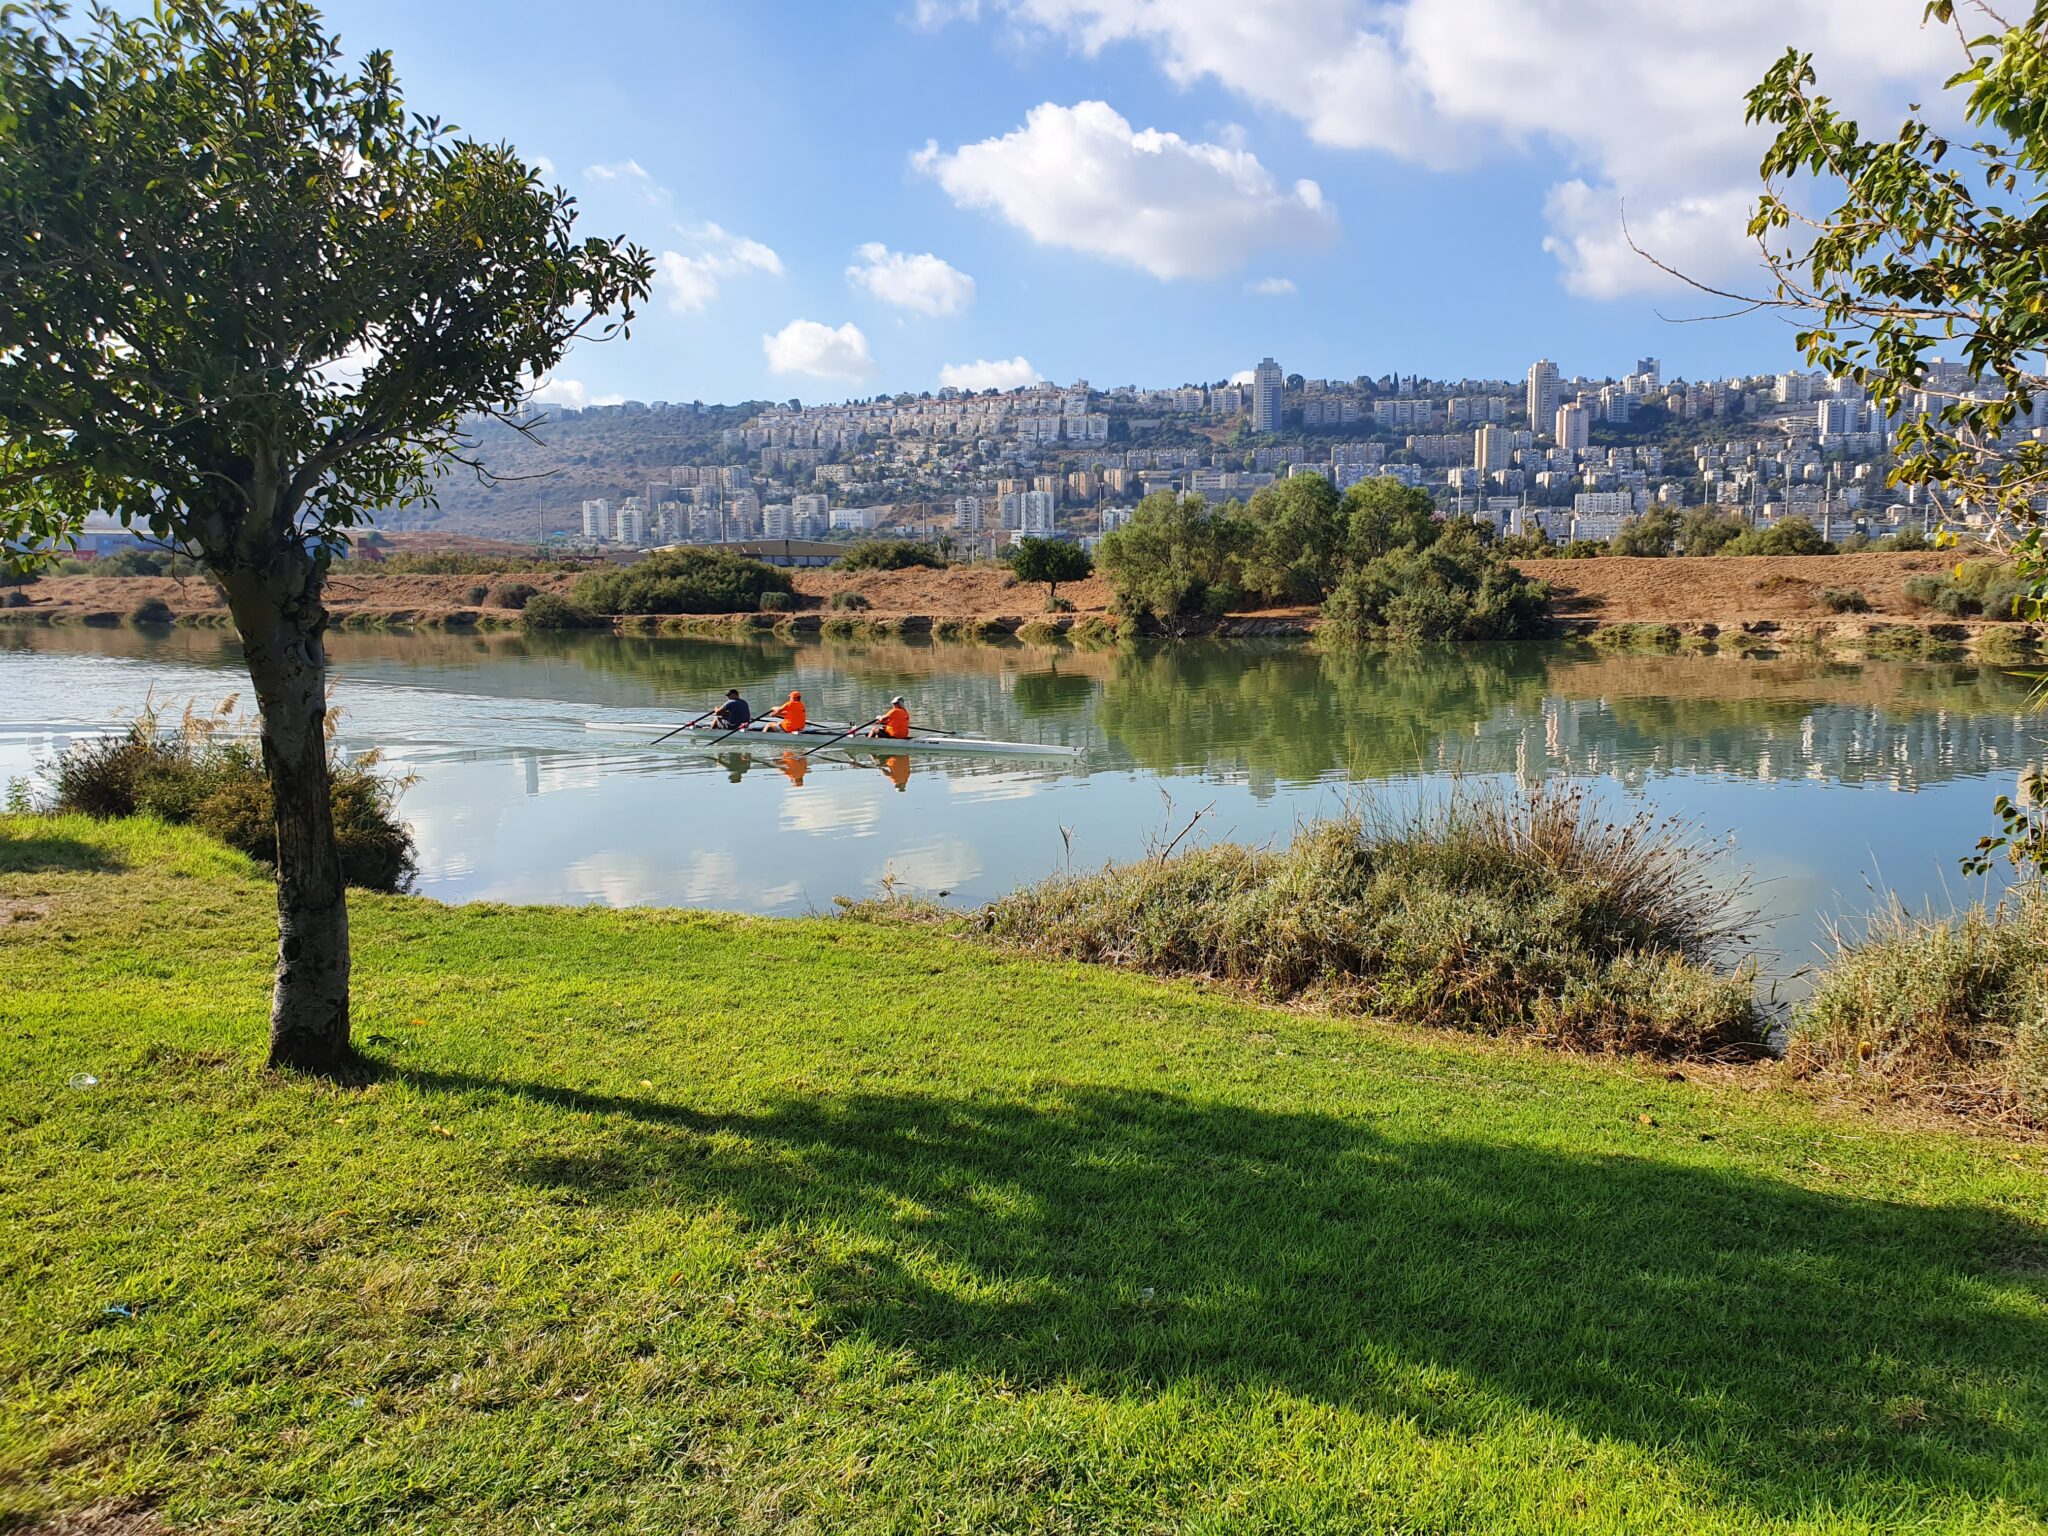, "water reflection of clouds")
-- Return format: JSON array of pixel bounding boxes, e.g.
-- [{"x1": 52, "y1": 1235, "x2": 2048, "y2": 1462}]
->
[
  {"x1": 872, "y1": 837, "x2": 985, "y2": 896},
  {"x1": 565, "y1": 849, "x2": 803, "y2": 910},
  {"x1": 780, "y1": 778, "x2": 883, "y2": 836}
]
